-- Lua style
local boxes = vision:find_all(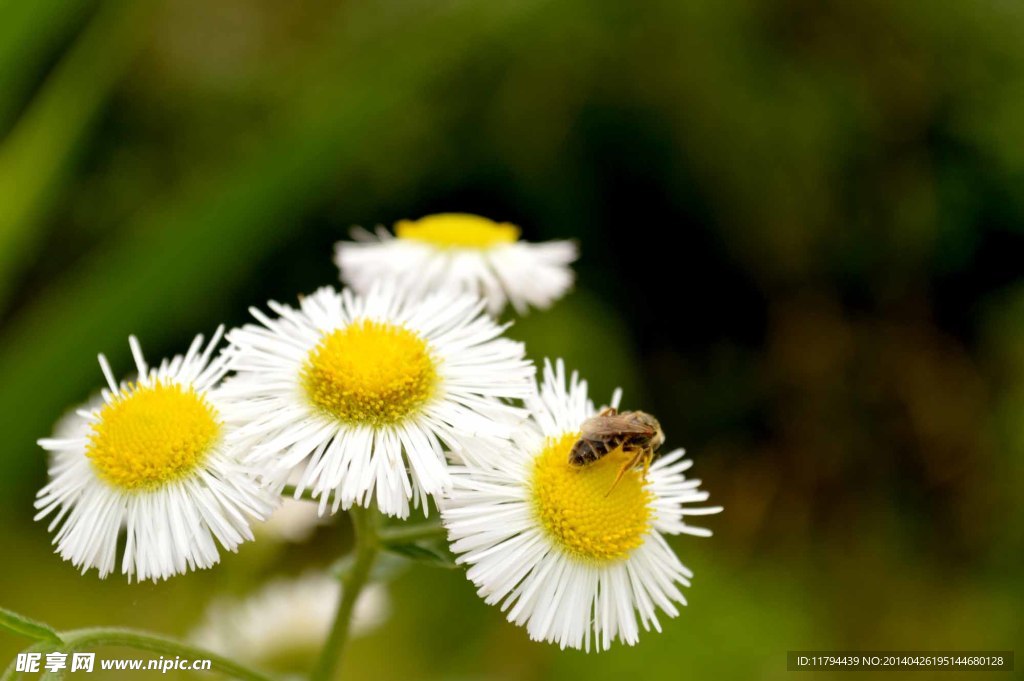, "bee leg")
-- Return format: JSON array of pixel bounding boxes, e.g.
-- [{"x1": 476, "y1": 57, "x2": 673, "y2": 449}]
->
[{"x1": 604, "y1": 449, "x2": 644, "y2": 497}]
